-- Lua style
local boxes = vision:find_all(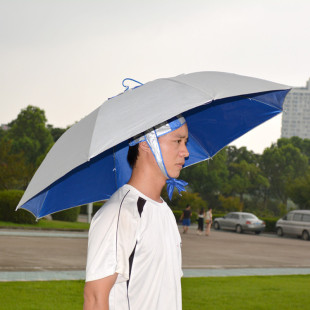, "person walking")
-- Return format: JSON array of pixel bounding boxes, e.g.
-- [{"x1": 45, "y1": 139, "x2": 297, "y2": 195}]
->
[
  {"x1": 197, "y1": 207, "x2": 205, "y2": 235},
  {"x1": 180, "y1": 204, "x2": 192, "y2": 234},
  {"x1": 205, "y1": 208, "x2": 213, "y2": 236}
]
